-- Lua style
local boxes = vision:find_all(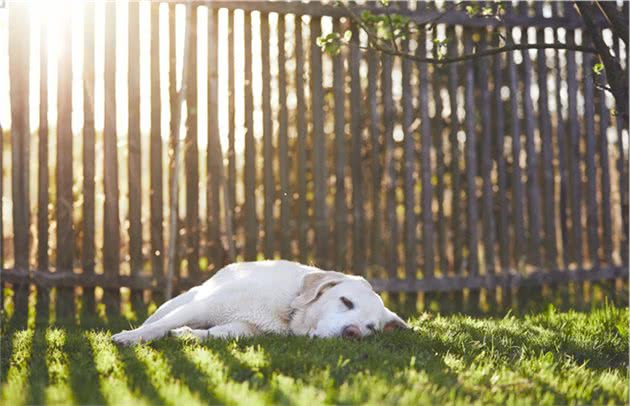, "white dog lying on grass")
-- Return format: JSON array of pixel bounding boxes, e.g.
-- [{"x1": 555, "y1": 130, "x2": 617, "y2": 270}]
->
[{"x1": 112, "y1": 260, "x2": 408, "y2": 345}]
